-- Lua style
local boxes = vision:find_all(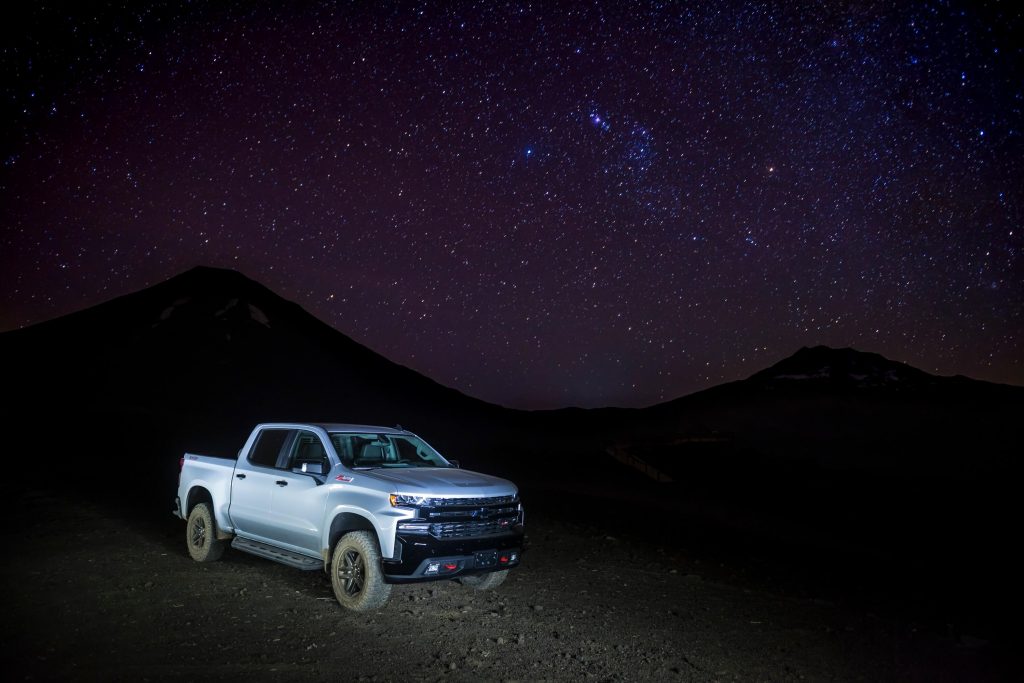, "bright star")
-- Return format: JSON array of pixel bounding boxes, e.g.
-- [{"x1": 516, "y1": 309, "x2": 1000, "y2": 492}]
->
[{"x1": 589, "y1": 113, "x2": 610, "y2": 131}]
